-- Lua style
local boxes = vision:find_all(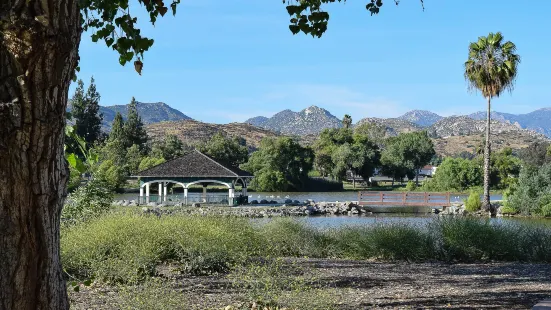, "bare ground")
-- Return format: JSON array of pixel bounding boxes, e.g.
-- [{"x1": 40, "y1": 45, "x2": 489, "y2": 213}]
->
[{"x1": 69, "y1": 259, "x2": 551, "y2": 310}]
